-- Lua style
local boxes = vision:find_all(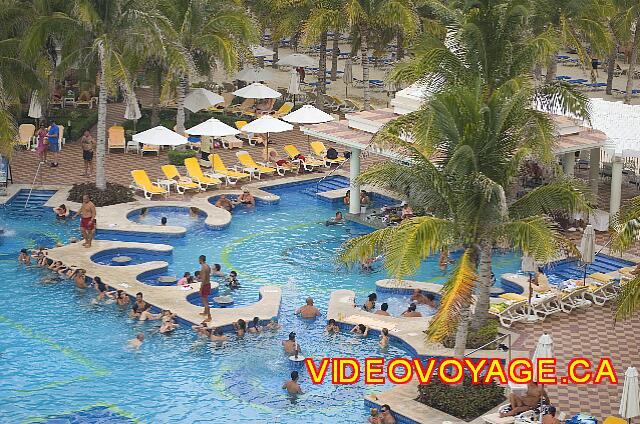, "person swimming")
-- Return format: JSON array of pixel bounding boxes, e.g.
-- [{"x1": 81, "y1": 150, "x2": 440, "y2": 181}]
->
[
  {"x1": 210, "y1": 327, "x2": 228, "y2": 341},
  {"x1": 411, "y1": 289, "x2": 437, "y2": 307},
  {"x1": 215, "y1": 195, "x2": 234, "y2": 212},
  {"x1": 18, "y1": 249, "x2": 31, "y2": 264},
  {"x1": 375, "y1": 302, "x2": 390, "y2": 316},
  {"x1": 326, "y1": 211, "x2": 343, "y2": 225},
  {"x1": 233, "y1": 319, "x2": 247, "y2": 337},
  {"x1": 401, "y1": 303, "x2": 422, "y2": 317},
  {"x1": 159, "y1": 310, "x2": 178, "y2": 333},
  {"x1": 379, "y1": 328, "x2": 390, "y2": 349},
  {"x1": 226, "y1": 271, "x2": 239, "y2": 290},
  {"x1": 295, "y1": 297, "x2": 321, "y2": 318},
  {"x1": 160, "y1": 216, "x2": 167, "y2": 226},
  {"x1": 54, "y1": 204, "x2": 69, "y2": 220},
  {"x1": 266, "y1": 317, "x2": 281, "y2": 331},
  {"x1": 362, "y1": 293, "x2": 377, "y2": 312}
]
